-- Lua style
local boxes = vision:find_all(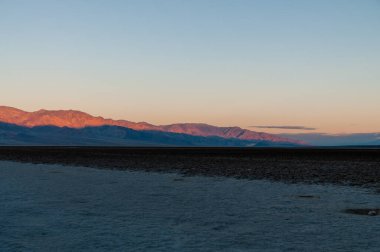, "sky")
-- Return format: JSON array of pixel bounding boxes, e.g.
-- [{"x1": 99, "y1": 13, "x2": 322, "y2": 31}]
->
[{"x1": 1, "y1": 0, "x2": 379, "y2": 134}]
